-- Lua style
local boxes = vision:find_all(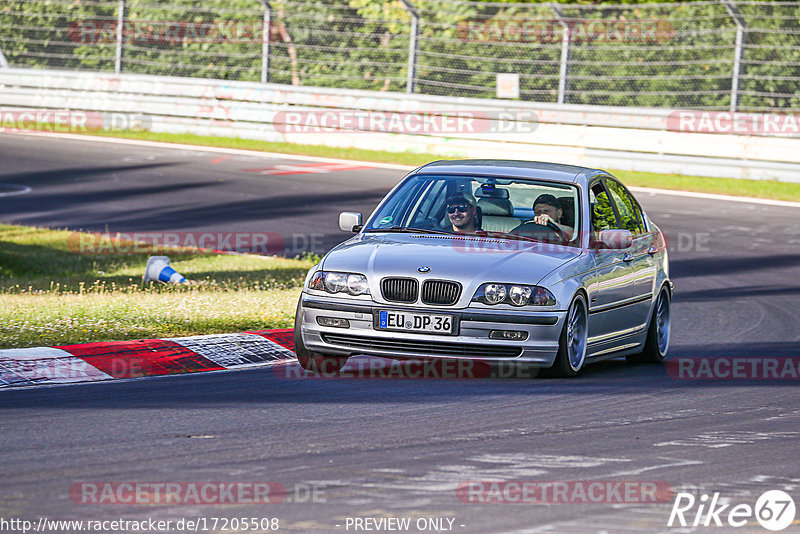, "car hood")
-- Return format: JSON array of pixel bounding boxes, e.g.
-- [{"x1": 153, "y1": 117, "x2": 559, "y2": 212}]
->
[{"x1": 322, "y1": 233, "x2": 583, "y2": 296}]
